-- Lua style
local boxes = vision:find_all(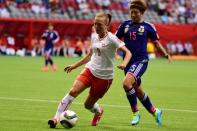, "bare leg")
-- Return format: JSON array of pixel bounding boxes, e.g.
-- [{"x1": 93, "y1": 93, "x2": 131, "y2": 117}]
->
[
  {"x1": 84, "y1": 95, "x2": 103, "y2": 126},
  {"x1": 54, "y1": 80, "x2": 88, "y2": 120}
]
